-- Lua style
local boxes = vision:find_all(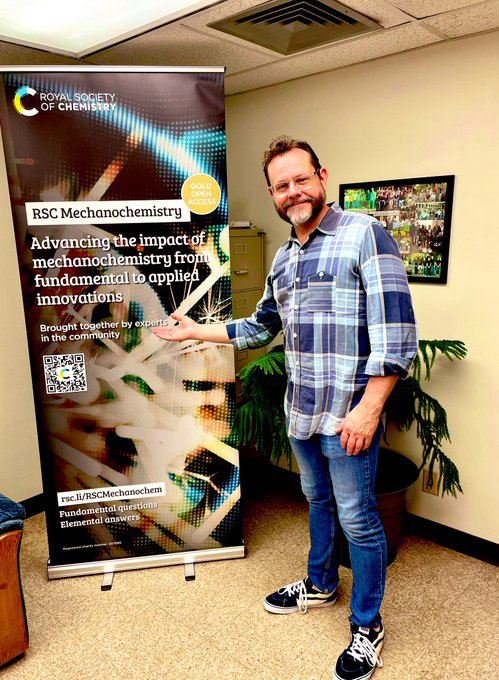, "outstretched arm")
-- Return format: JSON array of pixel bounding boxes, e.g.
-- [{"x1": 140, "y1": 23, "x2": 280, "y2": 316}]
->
[{"x1": 152, "y1": 313, "x2": 231, "y2": 344}]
